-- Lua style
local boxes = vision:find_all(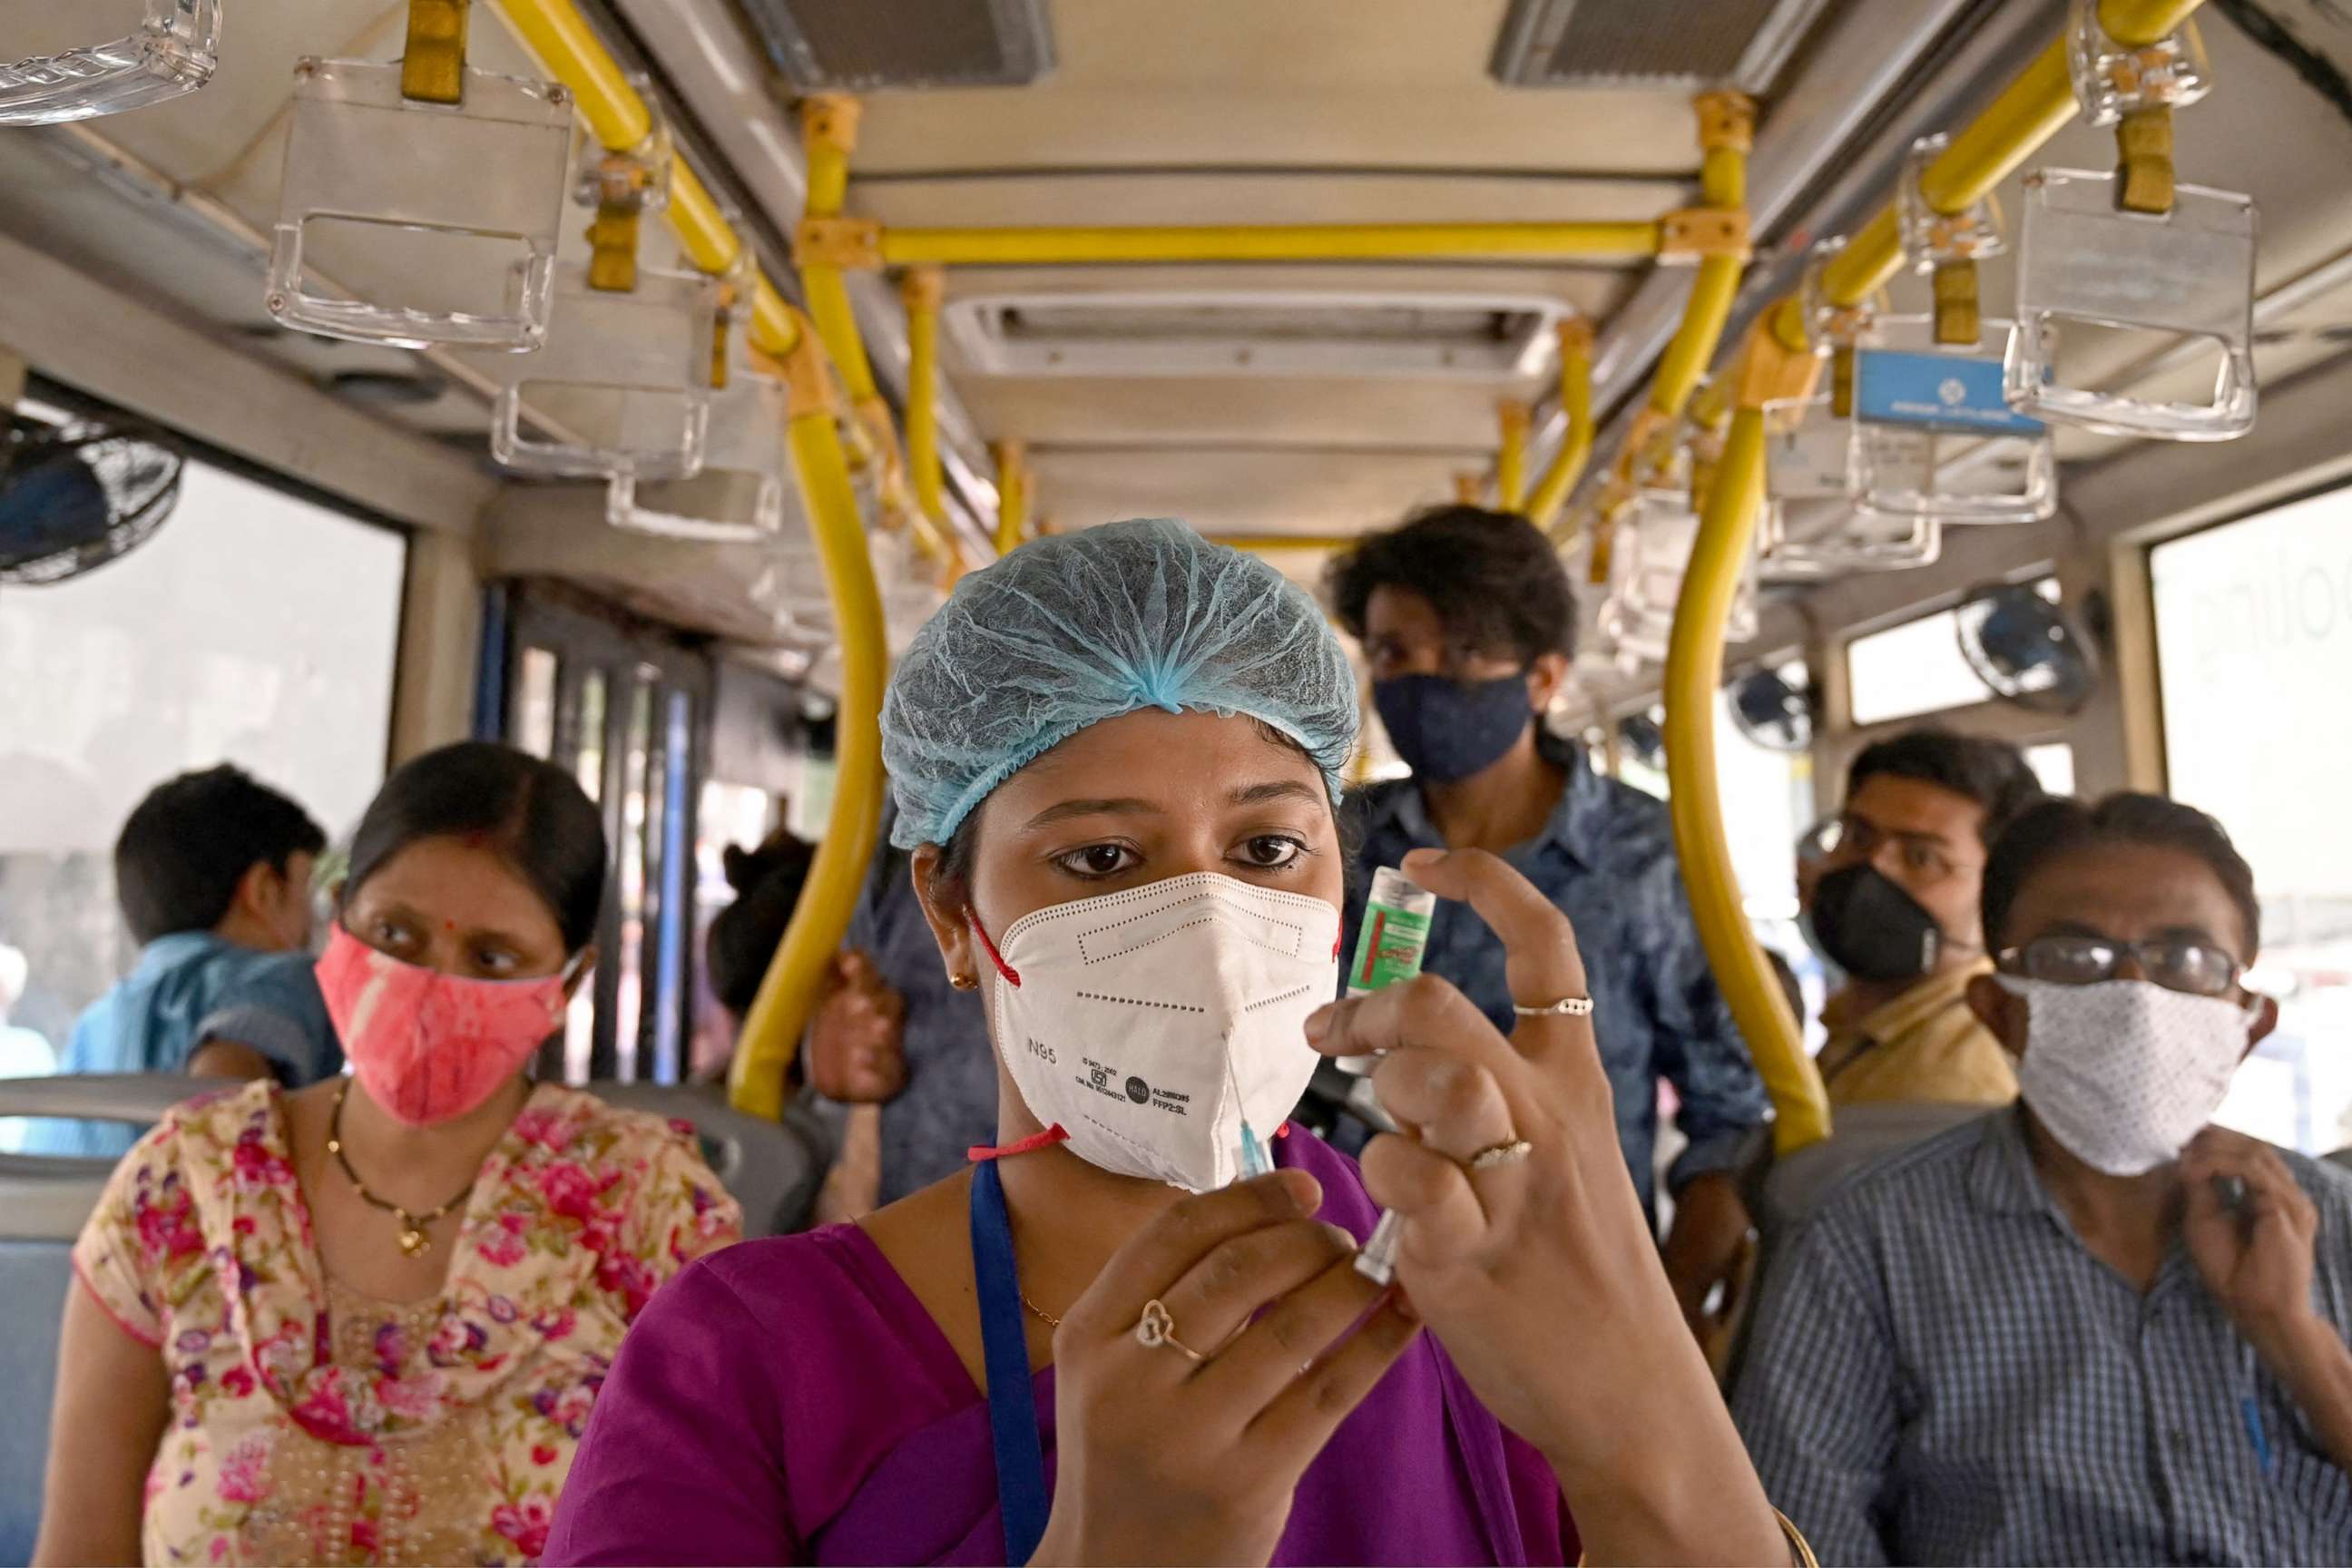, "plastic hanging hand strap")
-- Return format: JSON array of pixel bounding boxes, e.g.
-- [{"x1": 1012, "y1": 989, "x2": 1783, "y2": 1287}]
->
[{"x1": 969, "y1": 1158, "x2": 1052, "y2": 1565}]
